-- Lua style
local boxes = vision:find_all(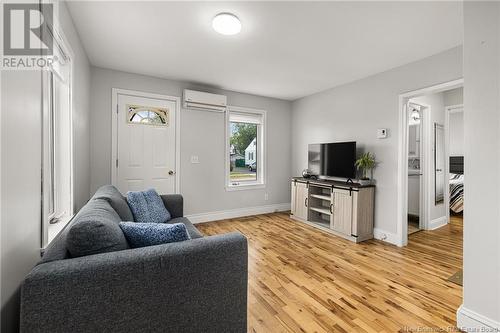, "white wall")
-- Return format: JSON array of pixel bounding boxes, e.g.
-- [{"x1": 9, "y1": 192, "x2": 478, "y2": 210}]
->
[
  {"x1": 449, "y1": 111, "x2": 464, "y2": 156},
  {"x1": 1, "y1": 70, "x2": 43, "y2": 333},
  {"x1": 444, "y1": 87, "x2": 464, "y2": 157},
  {"x1": 443, "y1": 87, "x2": 463, "y2": 106},
  {"x1": 458, "y1": 1, "x2": 500, "y2": 330},
  {"x1": 291, "y1": 46, "x2": 462, "y2": 240},
  {"x1": 59, "y1": 2, "x2": 92, "y2": 211},
  {"x1": 0, "y1": 3, "x2": 91, "y2": 331},
  {"x1": 89, "y1": 67, "x2": 292, "y2": 216}
]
